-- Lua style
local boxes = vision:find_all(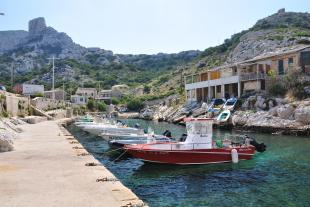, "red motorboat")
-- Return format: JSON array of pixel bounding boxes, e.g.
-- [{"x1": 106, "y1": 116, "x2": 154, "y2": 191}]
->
[{"x1": 124, "y1": 118, "x2": 266, "y2": 165}]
